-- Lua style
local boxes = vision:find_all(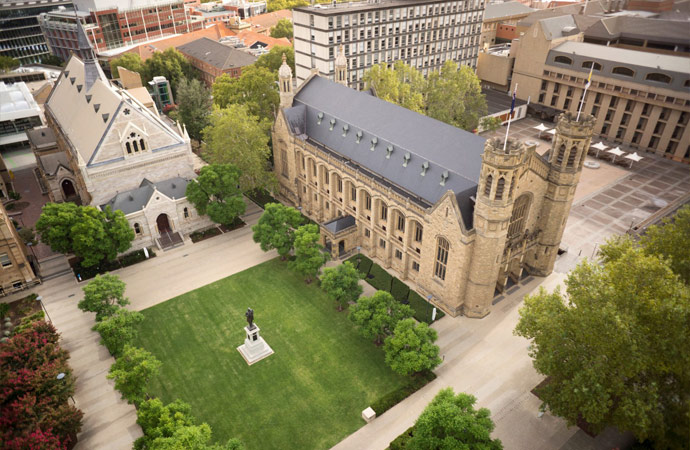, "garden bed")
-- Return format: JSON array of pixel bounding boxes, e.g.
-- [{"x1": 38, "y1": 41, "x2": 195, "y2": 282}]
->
[
  {"x1": 190, "y1": 218, "x2": 246, "y2": 243},
  {"x1": 346, "y1": 254, "x2": 445, "y2": 324},
  {"x1": 0, "y1": 294, "x2": 42, "y2": 326},
  {"x1": 70, "y1": 248, "x2": 156, "y2": 281},
  {"x1": 245, "y1": 188, "x2": 278, "y2": 209}
]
